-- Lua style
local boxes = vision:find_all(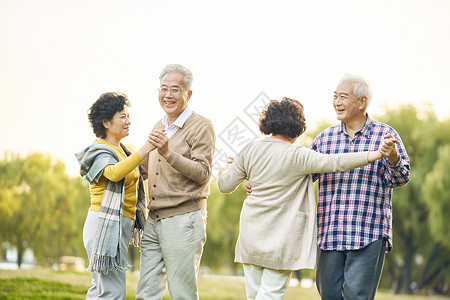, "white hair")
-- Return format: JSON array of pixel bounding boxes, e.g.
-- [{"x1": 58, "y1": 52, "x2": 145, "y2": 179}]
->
[
  {"x1": 339, "y1": 74, "x2": 373, "y2": 106},
  {"x1": 159, "y1": 64, "x2": 193, "y2": 90}
]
